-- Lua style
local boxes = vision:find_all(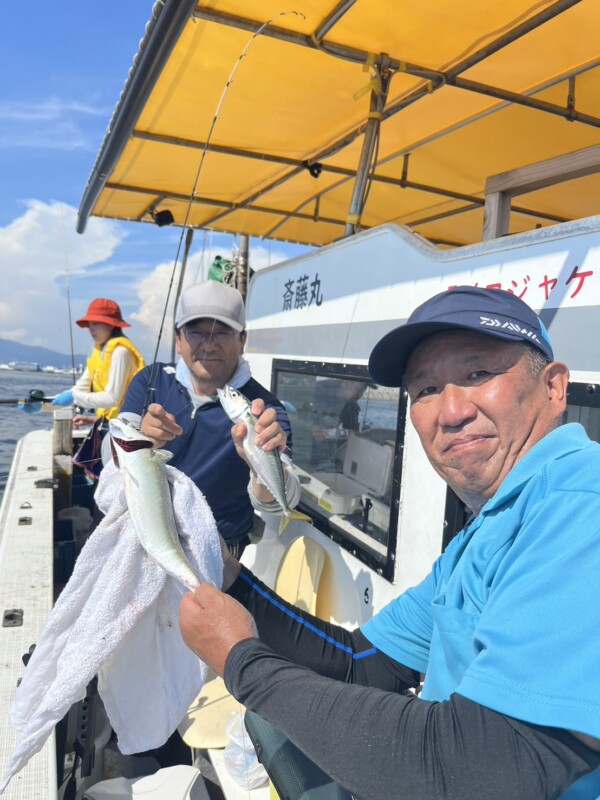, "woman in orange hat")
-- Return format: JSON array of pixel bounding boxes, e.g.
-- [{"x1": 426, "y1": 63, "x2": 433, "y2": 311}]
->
[
  {"x1": 51, "y1": 298, "x2": 145, "y2": 476},
  {"x1": 52, "y1": 298, "x2": 145, "y2": 420}
]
